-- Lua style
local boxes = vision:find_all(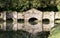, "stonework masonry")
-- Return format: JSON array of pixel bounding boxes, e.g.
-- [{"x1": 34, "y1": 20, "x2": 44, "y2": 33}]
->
[{"x1": 0, "y1": 8, "x2": 60, "y2": 34}]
